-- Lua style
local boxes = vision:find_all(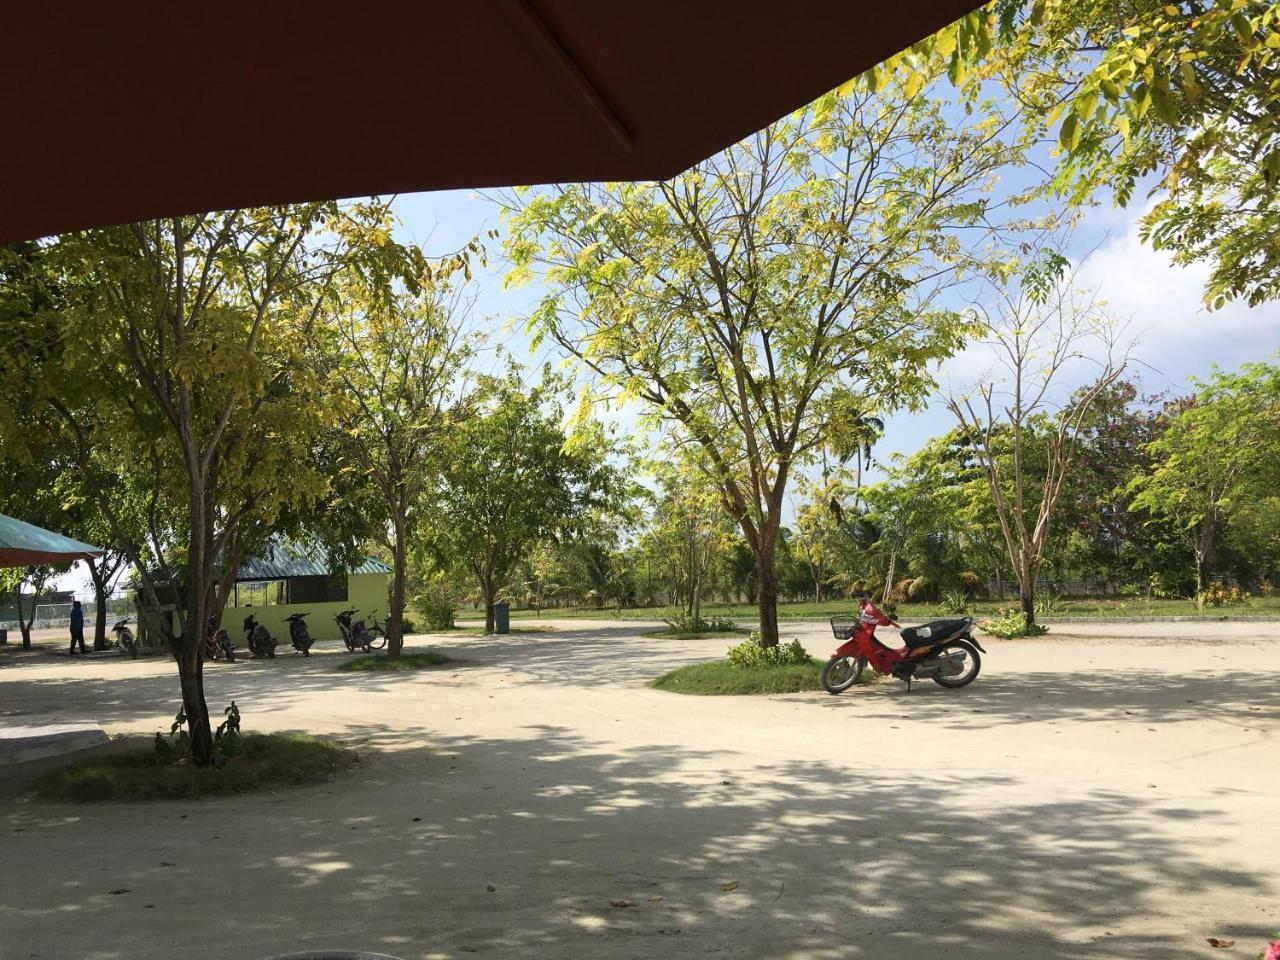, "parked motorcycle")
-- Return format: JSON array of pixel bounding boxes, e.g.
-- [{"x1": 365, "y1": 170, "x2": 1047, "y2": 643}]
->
[
  {"x1": 334, "y1": 608, "x2": 386, "y2": 654},
  {"x1": 242, "y1": 613, "x2": 278, "y2": 659},
  {"x1": 823, "y1": 598, "x2": 986, "y2": 693},
  {"x1": 205, "y1": 617, "x2": 236, "y2": 662},
  {"x1": 284, "y1": 611, "x2": 314, "y2": 656},
  {"x1": 112, "y1": 617, "x2": 138, "y2": 659}
]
